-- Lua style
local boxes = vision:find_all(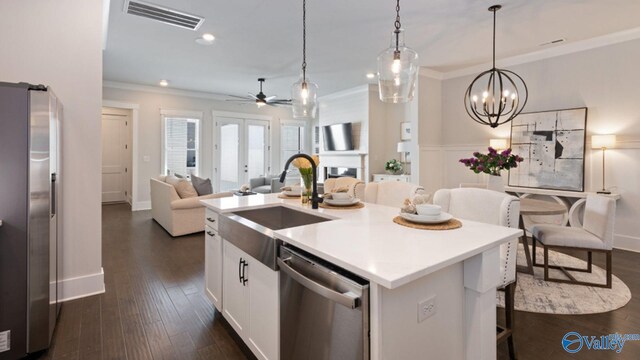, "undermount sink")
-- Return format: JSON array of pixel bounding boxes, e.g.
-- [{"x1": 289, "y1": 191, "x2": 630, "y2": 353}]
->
[{"x1": 219, "y1": 206, "x2": 332, "y2": 270}]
